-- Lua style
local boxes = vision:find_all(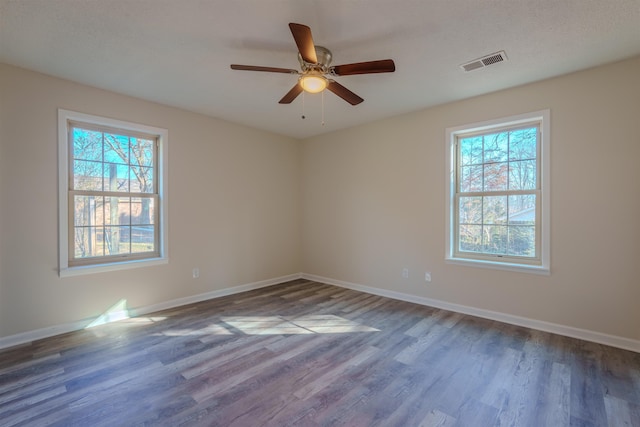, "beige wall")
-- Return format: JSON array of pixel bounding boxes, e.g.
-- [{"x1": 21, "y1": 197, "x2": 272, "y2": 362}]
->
[
  {"x1": 0, "y1": 63, "x2": 301, "y2": 338},
  {"x1": 2, "y1": 57, "x2": 639, "y2": 343},
  {"x1": 301, "y1": 57, "x2": 640, "y2": 341}
]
